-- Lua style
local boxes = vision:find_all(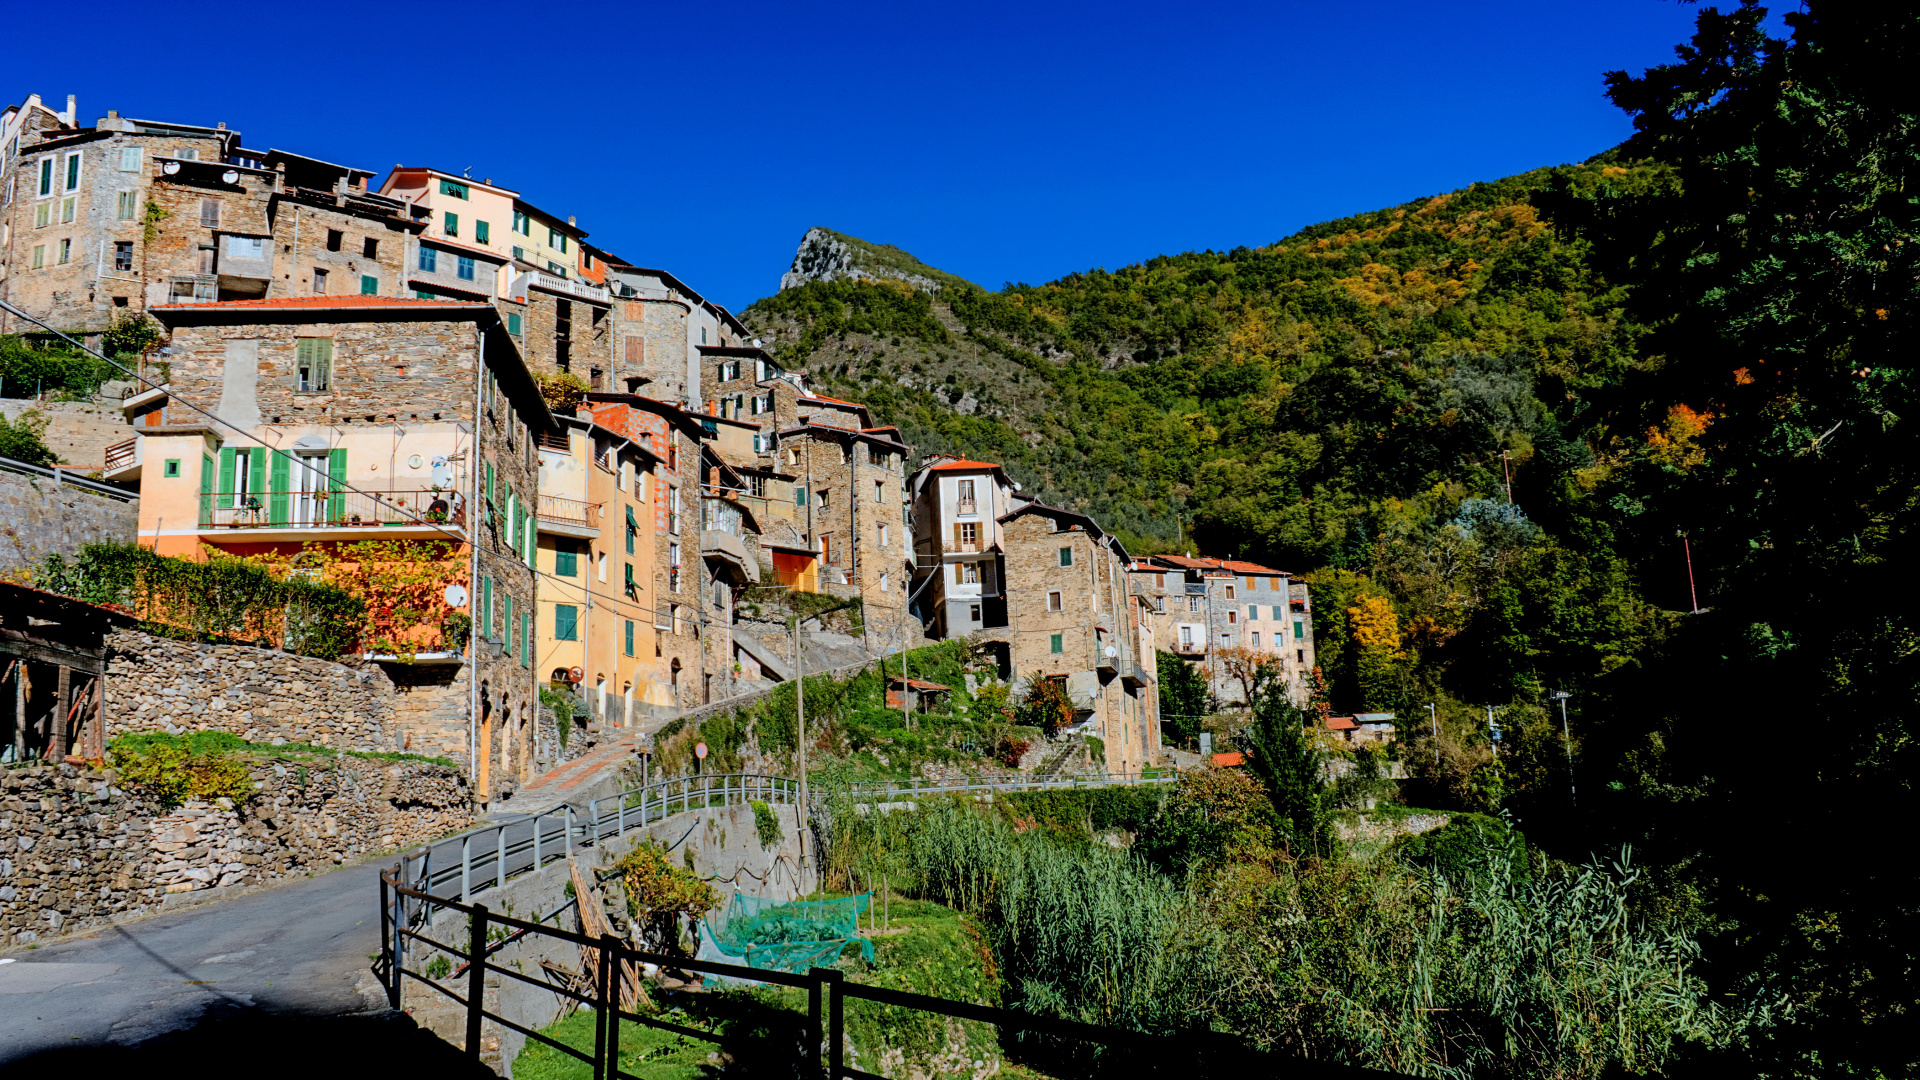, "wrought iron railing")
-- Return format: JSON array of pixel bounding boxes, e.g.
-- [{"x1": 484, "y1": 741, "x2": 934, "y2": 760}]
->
[
  {"x1": 198, "y1": 488, "x2": 459, "y2": 529},
  {"x1": 537, "y1": 494, "x2": 601, "y2": 529}
]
